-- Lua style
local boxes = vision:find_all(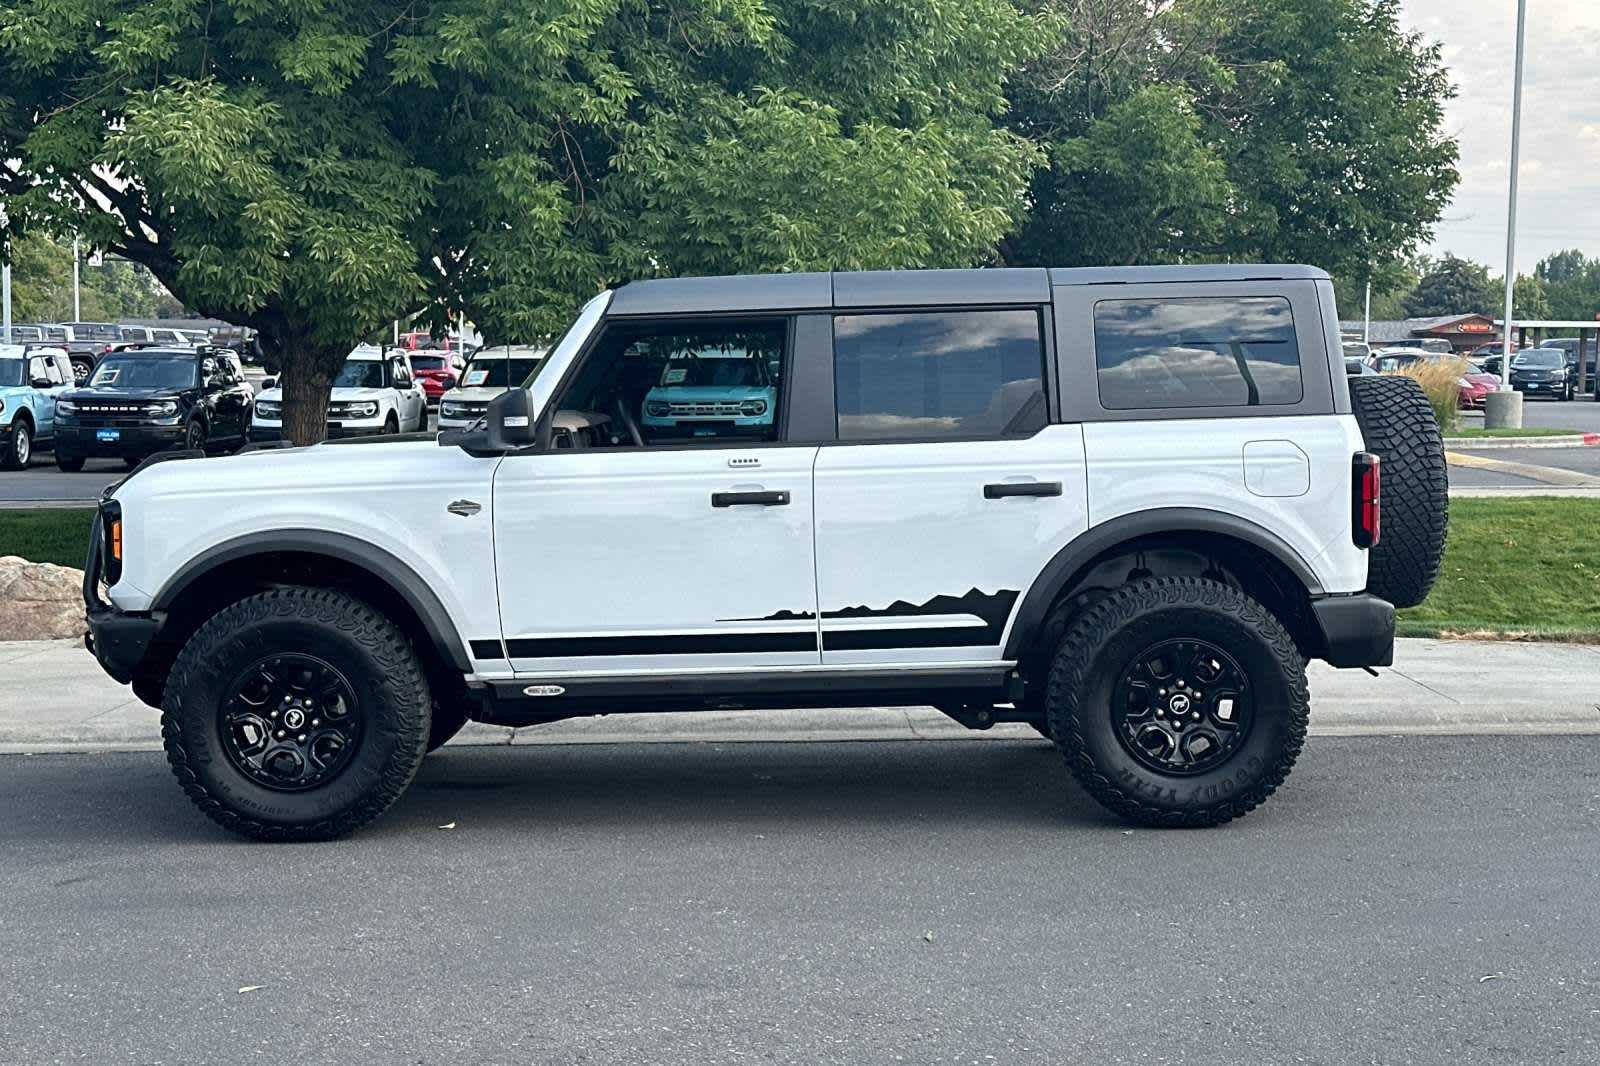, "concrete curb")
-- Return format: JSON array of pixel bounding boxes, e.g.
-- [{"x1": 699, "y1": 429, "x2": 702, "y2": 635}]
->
[{"x1": 1442, "y1": 433, "x2": 1600, "y2": 450}]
